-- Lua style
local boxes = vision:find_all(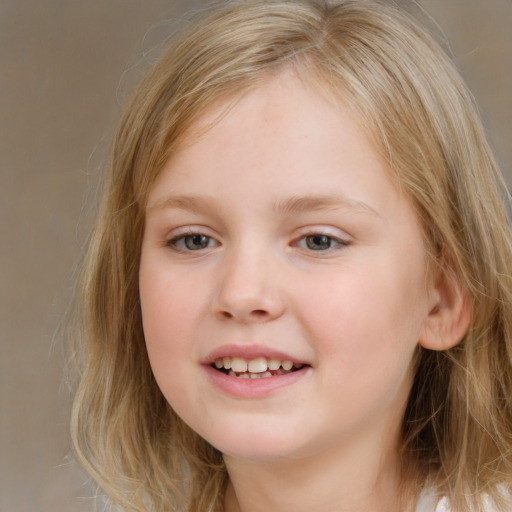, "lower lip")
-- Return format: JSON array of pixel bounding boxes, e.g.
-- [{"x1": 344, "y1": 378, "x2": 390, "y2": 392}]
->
[{"x1": 204, "y1": 365, "x2": 310, "y2": 398}]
